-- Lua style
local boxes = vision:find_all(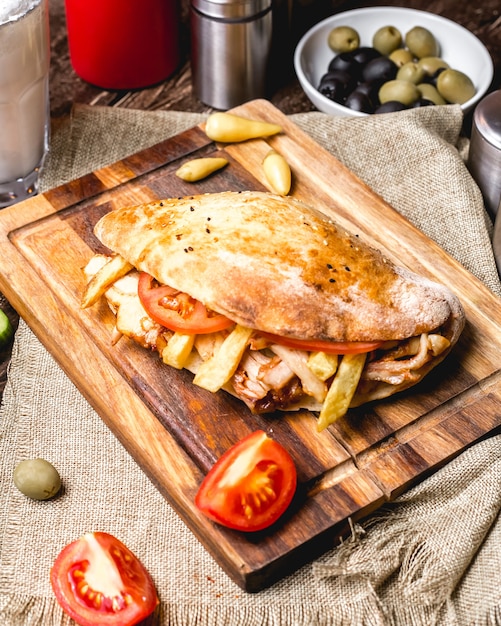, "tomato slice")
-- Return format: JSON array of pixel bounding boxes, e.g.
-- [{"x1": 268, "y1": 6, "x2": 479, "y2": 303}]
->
[
  {"x1": 195, "y1": 430, "x2": 297, "y2": 532},
  {"x1": 259, "y1": 331, "x2": 382, "y2": 354},
  {"x1": 137, "y1": 272, "x2": 234, "y2": 334},
  {"x1": 50, "y1": 532, "x2": 158, "y2": 626}
]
